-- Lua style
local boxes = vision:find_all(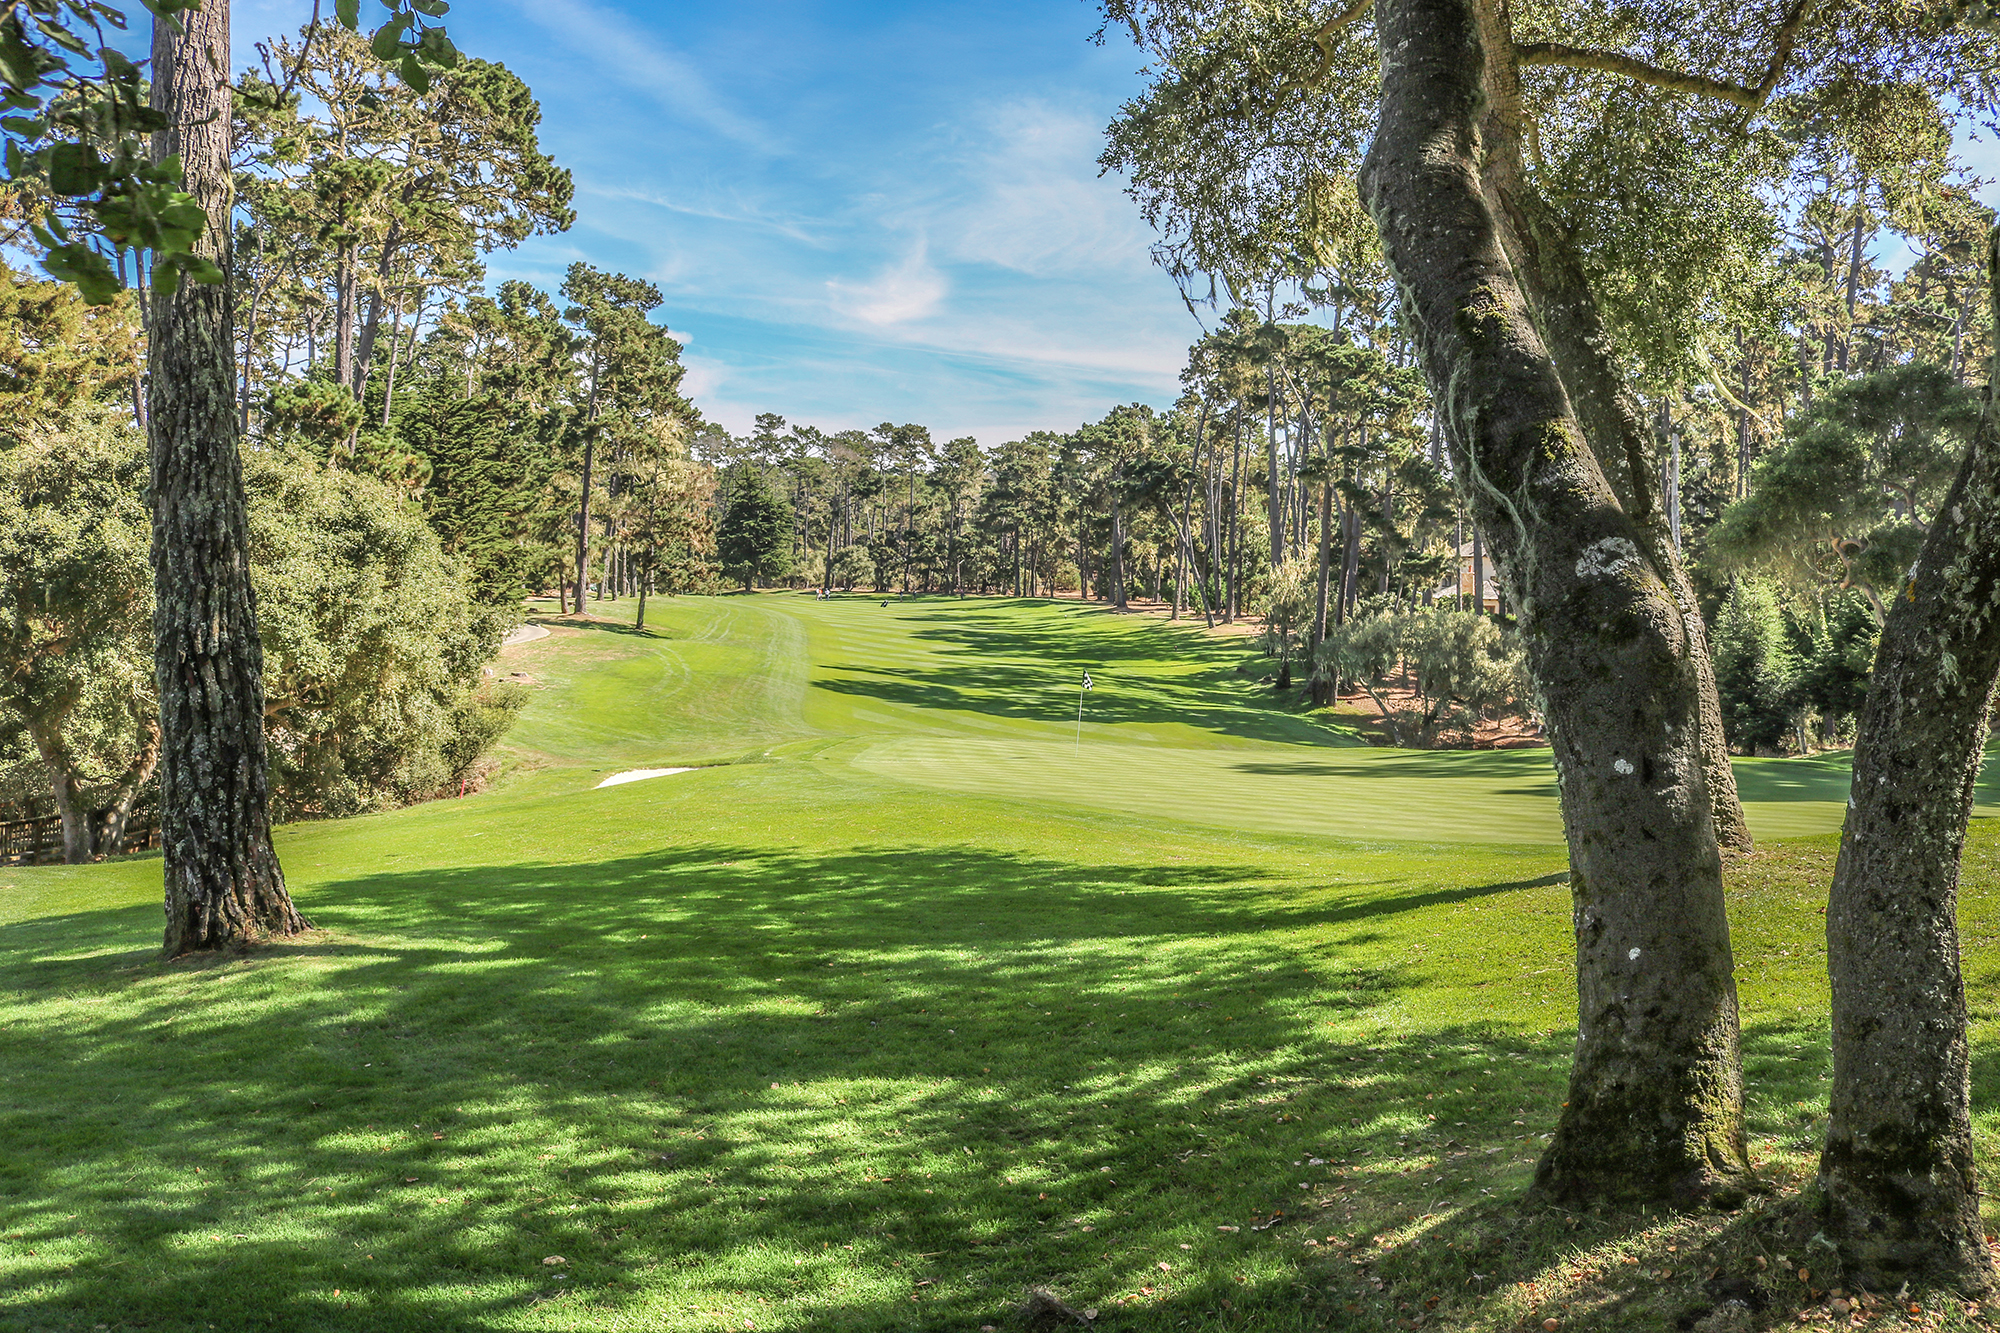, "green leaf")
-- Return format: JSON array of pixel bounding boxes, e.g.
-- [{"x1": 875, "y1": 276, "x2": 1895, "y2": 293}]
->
[
  {"x1": 411, "y1": 0, "x2": 449, "y2": 14},
  {"x1": 335, "y1": 0, "x2": 359, "y2": 30},
  {"x1": 160, "y1": 199, "x2": 205, "y2": 232},
  {"x1": 398, "y1": 52, "x2": 429, "y2": 93},
  {"x1": 32, "y1": 18, "x2": 89, "y2": 57},
  {"x1": 0, "y1": 33, "x2": 42, "y2": 92},
  {"x1": 369, "y1": 16, "x2": 408, "y2": 60},
  {"x1": 418, "y1": 27, "x2": 457, "y2": 67},
  {"x1": 151, "y1": 260, "x2": 179, "y2": 299},
  {"x1": 3, "y1": 139, "x2": 21, "y2": 179},
  {"x1": 47, "y1": 140, "x2": 104, "y2": 194}
]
